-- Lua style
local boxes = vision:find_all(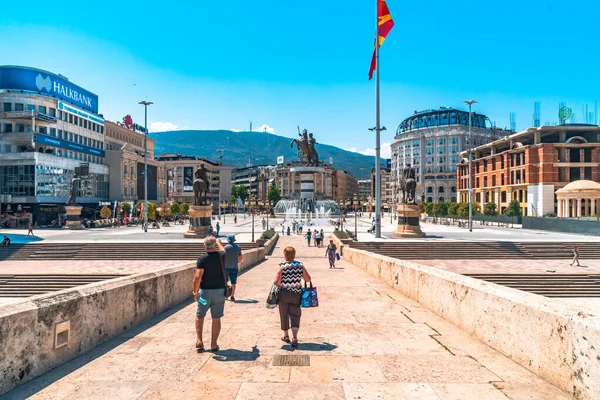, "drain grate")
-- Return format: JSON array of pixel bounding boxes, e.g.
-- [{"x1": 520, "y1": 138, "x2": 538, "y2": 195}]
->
[{"x1": 273, "y1": 355, "x2": 310, "y2": 366}]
